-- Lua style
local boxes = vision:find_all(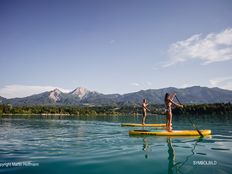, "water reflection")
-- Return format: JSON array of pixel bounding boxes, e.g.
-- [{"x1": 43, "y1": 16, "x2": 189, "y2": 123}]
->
[
  {"x1": 142, "y1": 137, "x2": 204, "y2": 174},
  {"x1": 142, "y1": 138, "x2": 149, "y2": 159},
  {"x1": 167, "y1": 137, "x2": 176, "y2": 174}
]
